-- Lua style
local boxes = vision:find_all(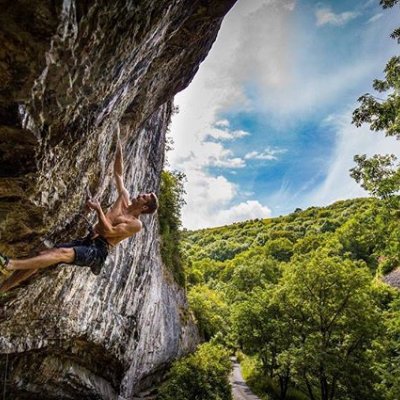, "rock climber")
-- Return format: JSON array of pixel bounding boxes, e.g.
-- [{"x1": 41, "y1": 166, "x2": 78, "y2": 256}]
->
[{"x1": 0, "y1": 138, "x2": 158, "y2": 292}]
